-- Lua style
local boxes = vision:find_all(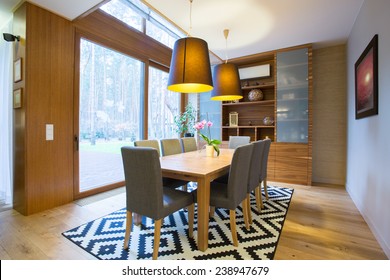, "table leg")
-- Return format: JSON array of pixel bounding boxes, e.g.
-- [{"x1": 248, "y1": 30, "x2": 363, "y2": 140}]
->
[{"x1": 196, "y1": 177, "x2": 210, "y2": 251}]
